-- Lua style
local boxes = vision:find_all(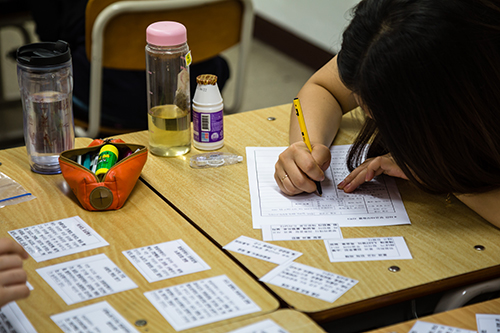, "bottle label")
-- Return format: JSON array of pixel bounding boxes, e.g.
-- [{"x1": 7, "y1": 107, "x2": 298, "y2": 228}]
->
[
  {"x1": 185, "y1": 51, "x2": 192, "y2": 66},
  {"x1": 193, "y1": 110, "x2": 224, "y2": 143}
]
